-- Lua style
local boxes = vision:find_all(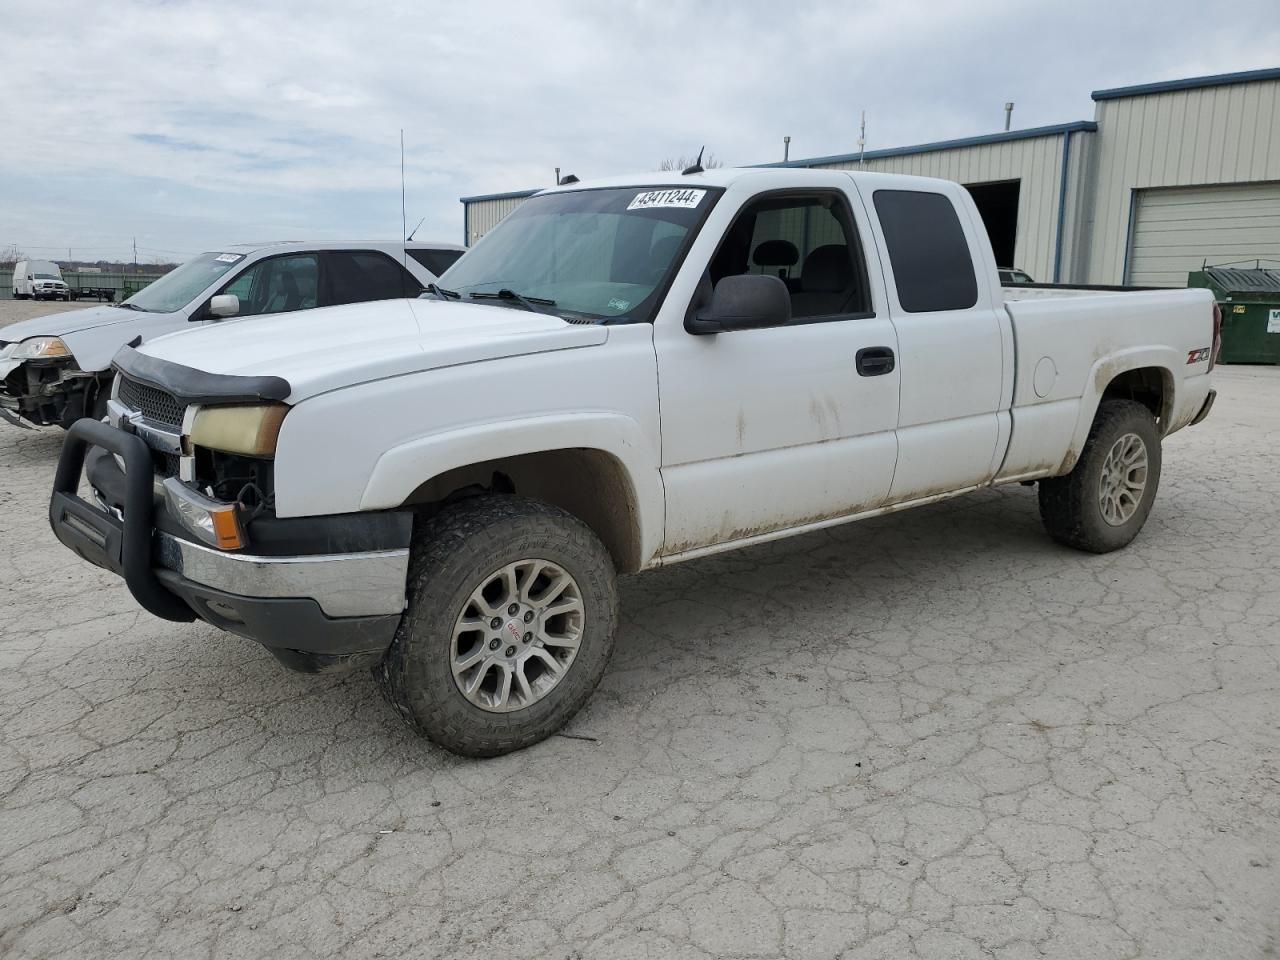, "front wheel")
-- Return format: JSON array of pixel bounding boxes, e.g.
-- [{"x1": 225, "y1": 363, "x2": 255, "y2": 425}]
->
[
  {"x1": 1038, "y1": 399, "x2": 1162, "y2": 553},
  {"x1": 376, "y1": 496, "x2": 619, "y2": 757}
]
